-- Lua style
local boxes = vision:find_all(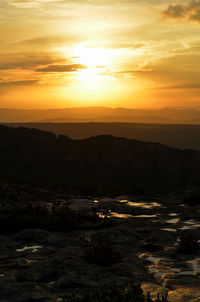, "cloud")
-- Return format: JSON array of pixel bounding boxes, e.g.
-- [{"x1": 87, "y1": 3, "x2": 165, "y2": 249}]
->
[
  {"x1": 160, "y1": 82, "x2": 200, "y2": 89},
  {"x1": 16, "y1": 36, "x2": 67, "y2": 47},
  {"x1": 6, "y1": 0, "x2": 60, "y2": 8},
  {"x1": 0, "y1": 53, "x2": 66, "y2": 70},
  {"x1": 163, "y1": 0, "x2": 200, "y2": 22},
  {"x1": 0, "y1": 80, "x2": 38, "y2": 87},
  {"x1": 136, "y1": 49, "x2": 200, "y2": 90},
  {"x1": 35, "y1": 64, "x2": 87, "y2": 72},
  {"x1": 14, "y1": 34, "x2": 81, "y2": 48},
  {"x1": 163, "y1": 4, "x2": 186, "y2": 19},
  {"x1": 99, "y1": 41, "x2": 147, "y2": 49},
  {"x1": 5, "y1": 0, "x2": 171, "y2": 8}
]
